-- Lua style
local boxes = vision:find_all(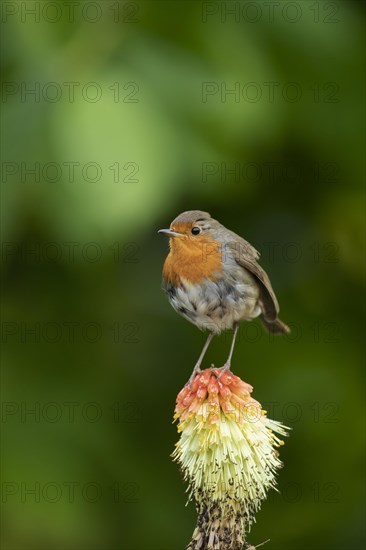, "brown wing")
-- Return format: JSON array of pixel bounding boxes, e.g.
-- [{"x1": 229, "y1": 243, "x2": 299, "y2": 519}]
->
[{"x1": 226, "y1": 239, "x2": 279, "y2": 321}]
